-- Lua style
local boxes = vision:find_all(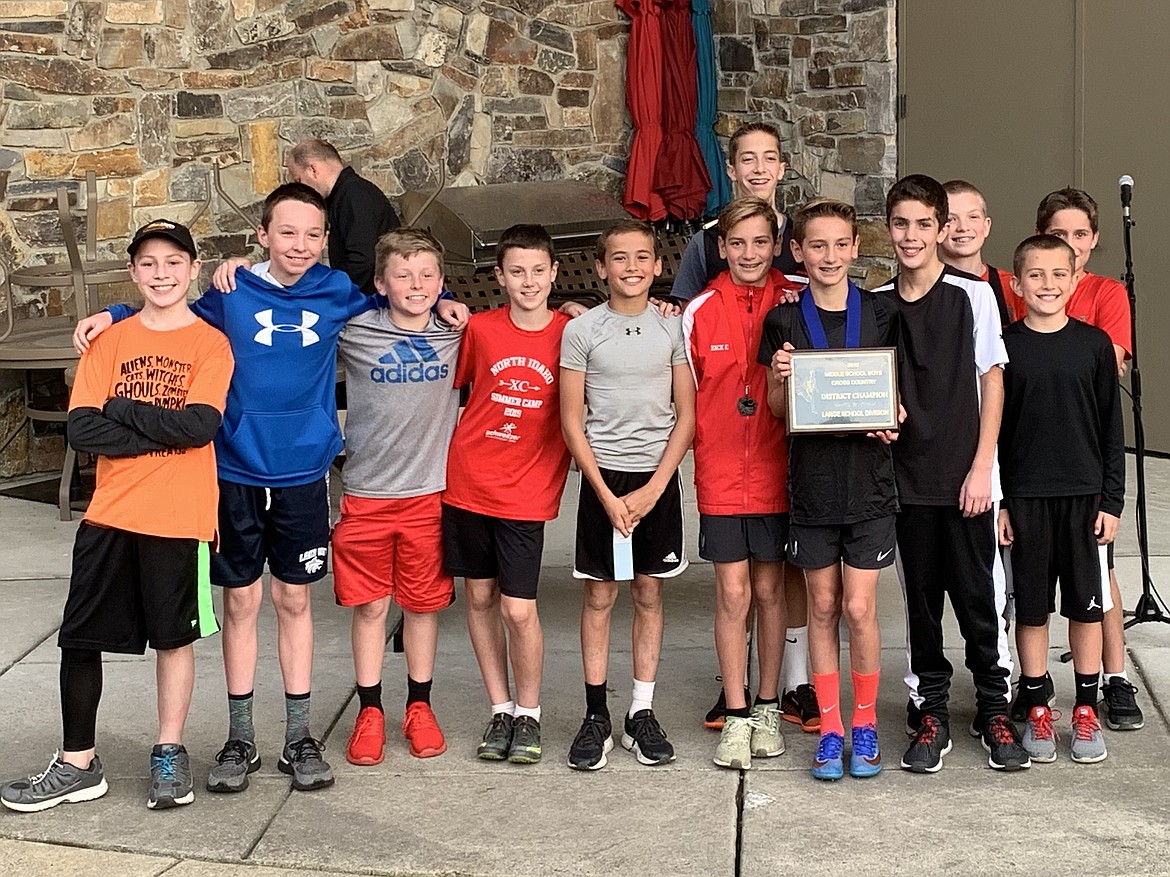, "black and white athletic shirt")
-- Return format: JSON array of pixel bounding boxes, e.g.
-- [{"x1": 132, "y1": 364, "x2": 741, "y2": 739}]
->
[{"x1": 874, "y1": 266, "x2": 1008, "y2": 507}]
